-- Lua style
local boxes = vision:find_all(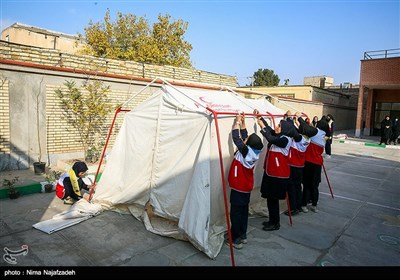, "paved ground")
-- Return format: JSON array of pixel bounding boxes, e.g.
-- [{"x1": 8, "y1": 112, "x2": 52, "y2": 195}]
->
[{"x1": 0, "y1": 131, "x2": 399, "y2": 273}]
